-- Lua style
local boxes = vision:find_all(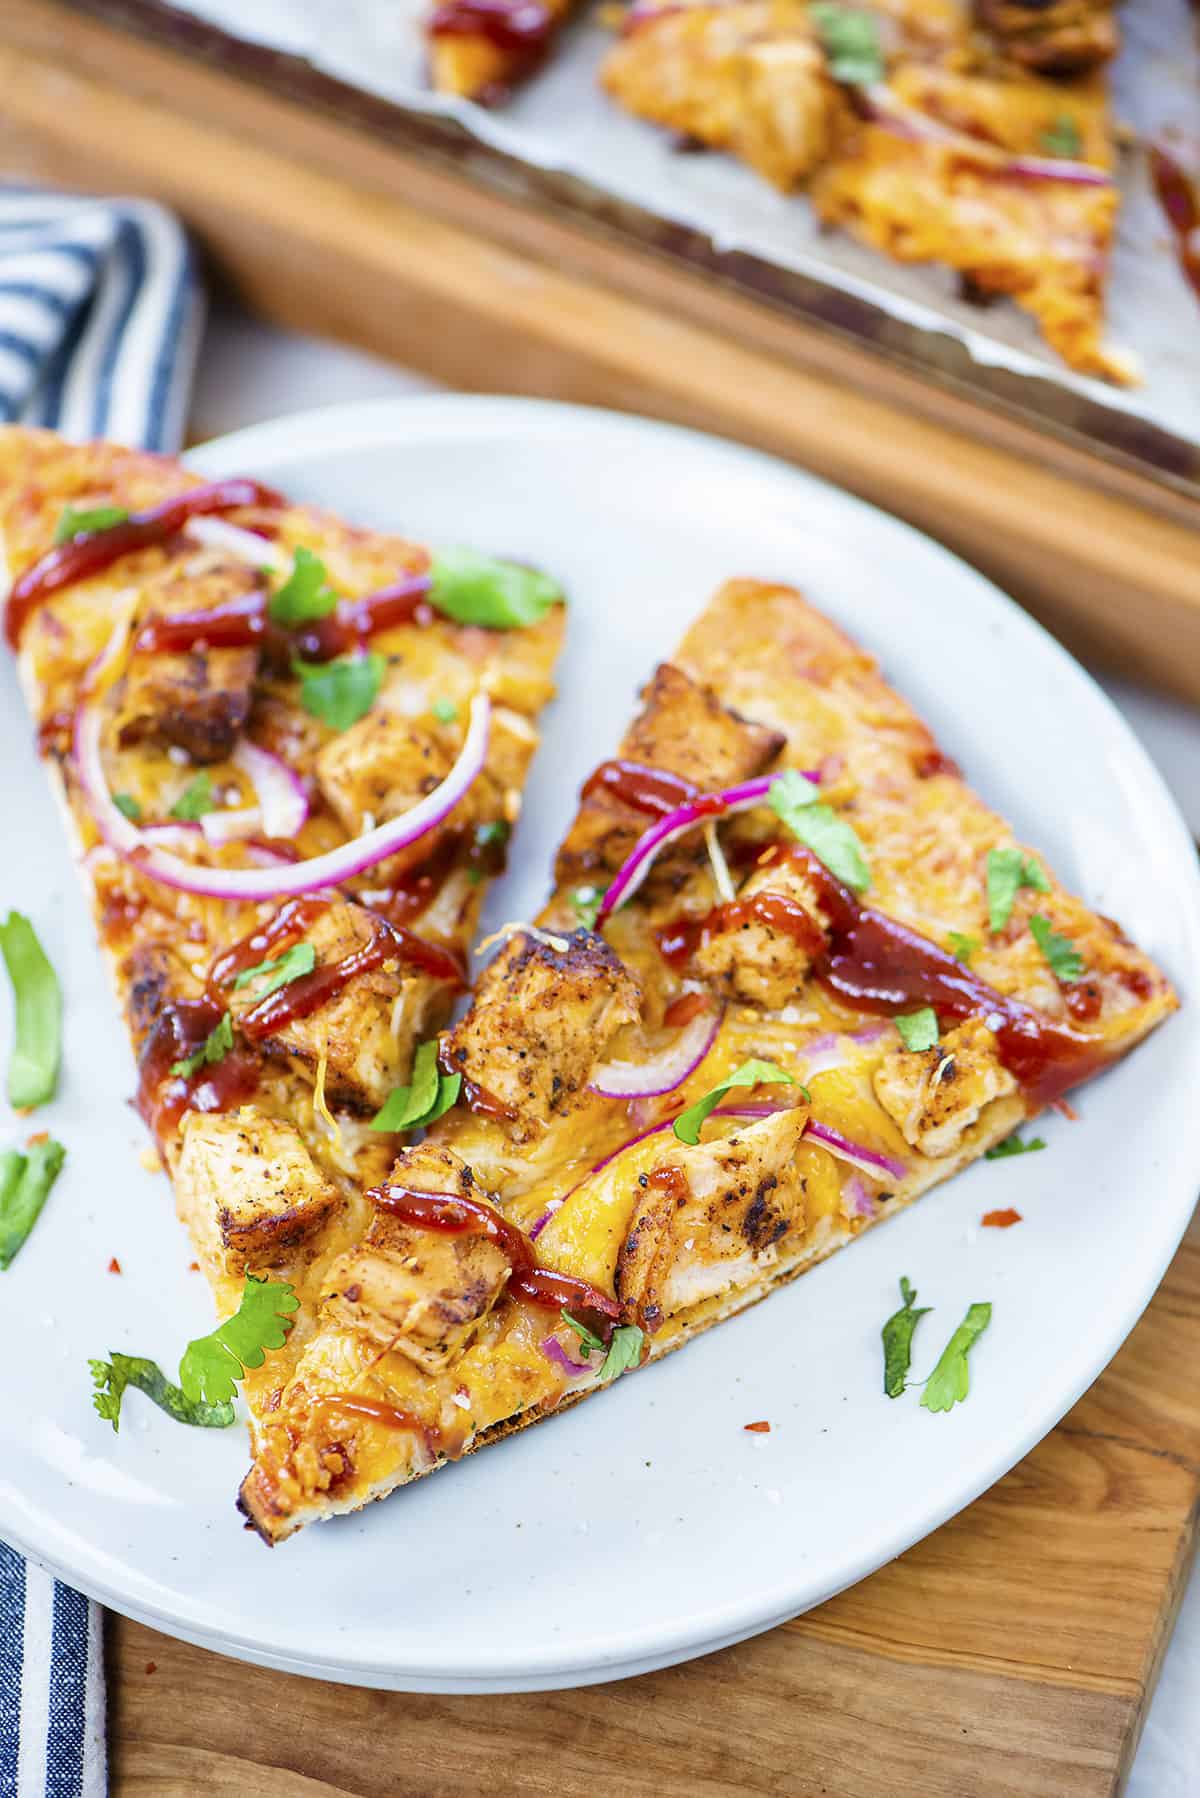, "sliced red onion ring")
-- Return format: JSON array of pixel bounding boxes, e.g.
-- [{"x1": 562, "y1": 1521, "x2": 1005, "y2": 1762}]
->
[
  {"x1": 591, "y1": 1001, "x2": 722, "y2": 1099},
  {"x1": 598, "y1": 769, "x2": 819, "y2": 921},
  {"x1": 74, "y1": 688, "x2": 490, "y2": 902},
  {"x1": 844, "y1": 1174, "x2": 874, "y2": 1219},
  {"x1": 805, "y1": 1120, "x2": 907, "y2": 1182},
  {"x1": 861, "y1": 84, "x2": 1112, "y2": 188},
  {"x1": 540, "y1": 1334, "x2": 594, "y2": 1376},
  {"x1": 183, "y1": 515, "x2": 288, "y2": 572},
  {"x1": 200, "y1": 741, "x2": 309, "y2": 846}
]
